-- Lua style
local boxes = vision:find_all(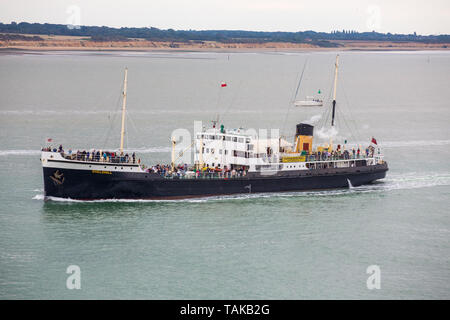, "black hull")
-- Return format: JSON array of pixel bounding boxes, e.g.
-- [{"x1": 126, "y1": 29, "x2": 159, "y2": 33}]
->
[{"x1": 43, "y1": 163, "x2": 388, "y2": 200}]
